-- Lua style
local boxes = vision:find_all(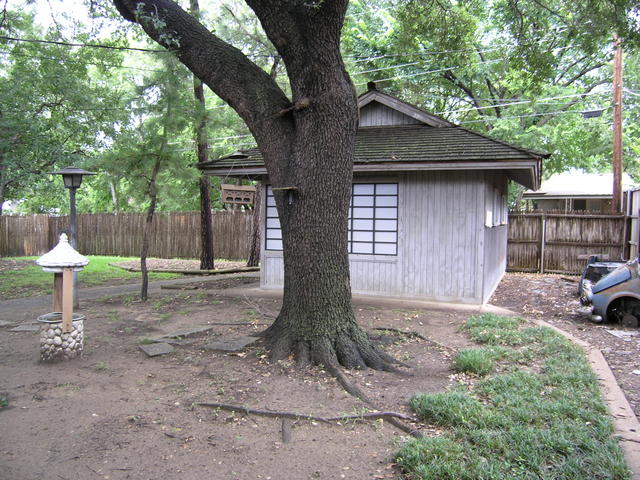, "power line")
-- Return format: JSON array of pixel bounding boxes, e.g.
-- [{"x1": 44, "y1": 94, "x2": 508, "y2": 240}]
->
[
  {"x1": 0, "y1": 49, "x2": 166, "y2": 73},
  {"x1": 457, "y1": 107, "x2": 611, "y2": 124},
  {"x1": 0, "y1": 35, "x2": 167, "y2": 53},
  {"x1": 353, "y1": 60, "x2": 503, "y2": 85},
  {"x1": 435, "y1": 91, "x2": 611, "y2": 115}
]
